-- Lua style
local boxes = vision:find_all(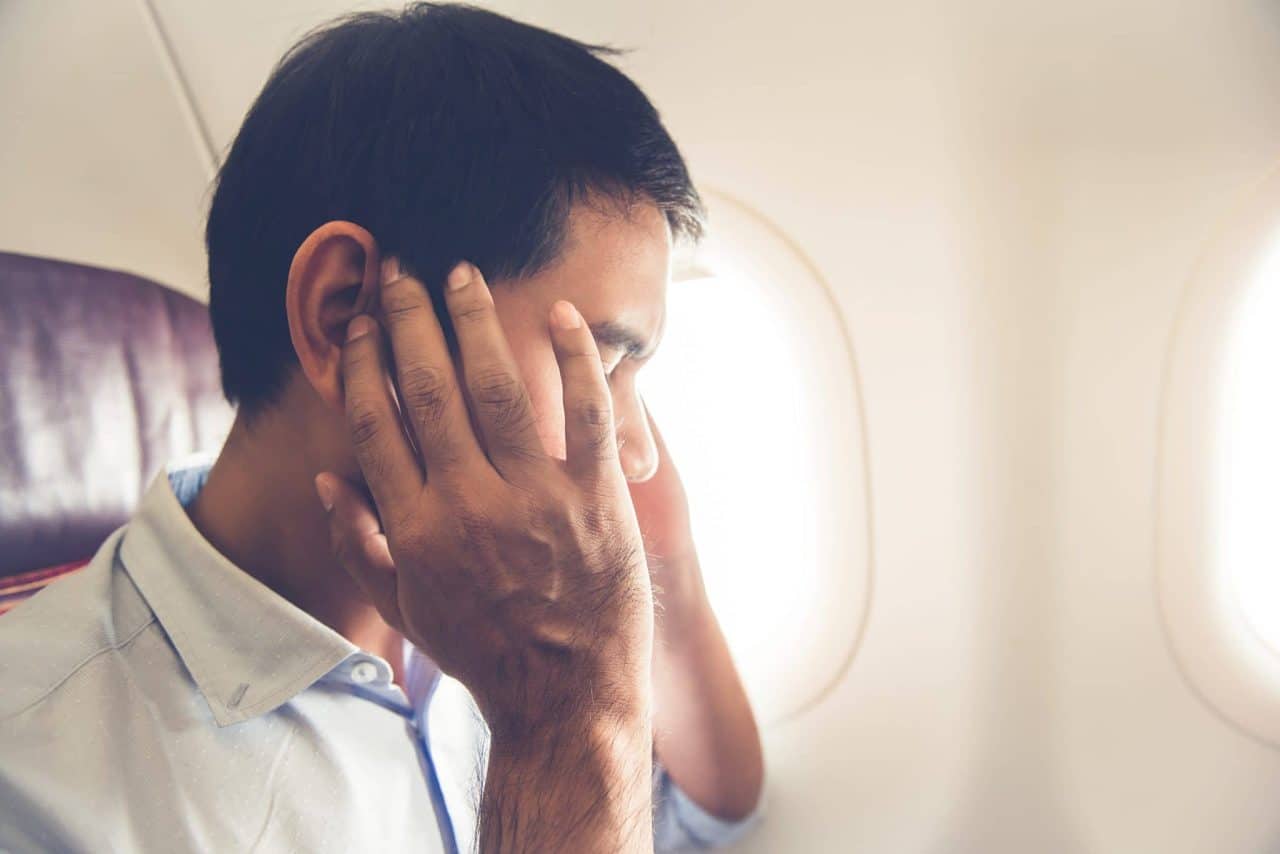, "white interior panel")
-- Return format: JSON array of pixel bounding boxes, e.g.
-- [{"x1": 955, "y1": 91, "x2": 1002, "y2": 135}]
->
[{"x1": 0, "y1": 0, "x2": 213, "y2": 298}]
